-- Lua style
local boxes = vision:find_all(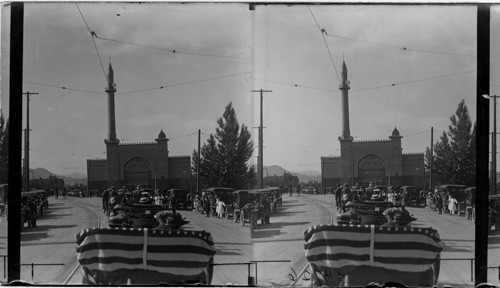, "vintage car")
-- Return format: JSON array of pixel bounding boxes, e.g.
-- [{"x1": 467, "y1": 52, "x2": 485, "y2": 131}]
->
[
  {"x1": 77, "y1": 227, "x2": 216, "y2": 285},
  {"x1": 400, "y1": 186, "x2": 421, "y2": 207},
  {"x1": 231, "y1": 190, "x2": 252, "y2": 222},
  {"x1": 336, "y1": 200, "x2": 416, "y2": 226},
  {"x1": 258, "y1": 187, "x2": 282, "y2": 214},
  {"x1": 305, "y1": 224, "x2": 442, "y2": 287},
  {"x1": 108, "y1": 203, "x2": 165, "y2": 228},
  {"x1": 436, "y1": 184, "x2": 468, "y2": 202},
  {"x1": 165, "y1": 188, "x2": 192, "y2": 210},
  {"x1": 203, "y1": 187, "x2": 235, "y2": 217}
]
